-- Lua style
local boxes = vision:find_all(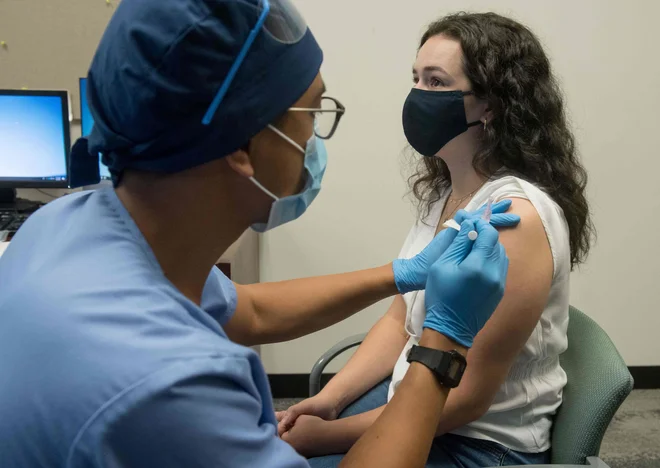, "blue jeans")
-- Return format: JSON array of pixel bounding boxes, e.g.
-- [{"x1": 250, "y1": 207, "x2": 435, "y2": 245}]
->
[{"x1": 308, "y1": 379, "x2": 550, "y2": 468}]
